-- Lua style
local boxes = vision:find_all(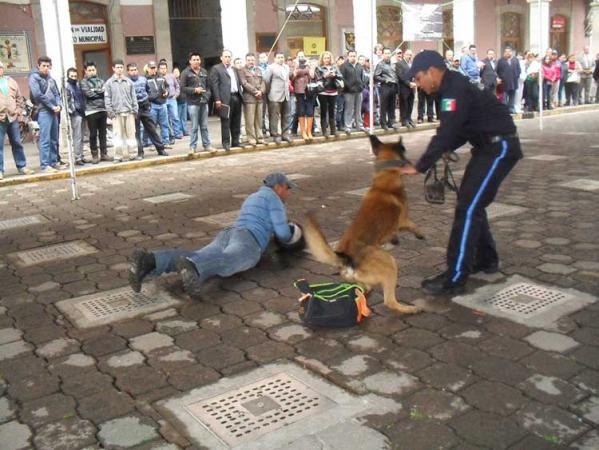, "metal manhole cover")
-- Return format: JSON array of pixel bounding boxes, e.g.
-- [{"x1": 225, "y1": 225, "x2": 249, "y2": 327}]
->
[
  {"x1": 453, "y1": 275, "x2": 597, "y2": 329},
  {"x1": 487, "y1": 202, "x2": 528, "y2": 219},
  {"x1": 486, "y1": 282, "x2": 568, "y2": 315},
  {"x1": 0, "y1": 215, "x2": 48, "y2": 231},
  {"x1": 8, "y1": 241, "x2": 98, "y2": 267},
  {"x1": 558, "y1": 179, "x2": 599, "y2": 192},
  {"x1": 527, "y1": 155, "x2": 567, "y2": 161},
  {"x1": 56, "y1": 287, "x2": 181, "y2": 328},
  {"x1": 185, "y1": 373, "x2": 334, "y2": 447},
  {"x1": 196, "y1": 210, "x2": 238, "y2": 227},
  {"x1": 345, "y1": 187, "x2": 369, "y2": 197},
  {"x1": 158, "y1": 362, "x2": 401, "y2": 450},
  {"x1": 143, "y1": 192, "x2": 193, "y2": 204}
]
